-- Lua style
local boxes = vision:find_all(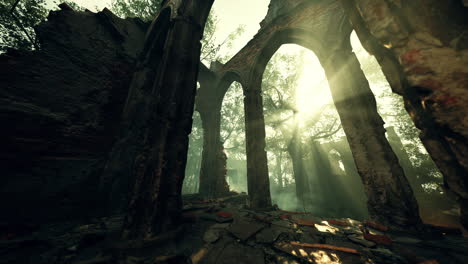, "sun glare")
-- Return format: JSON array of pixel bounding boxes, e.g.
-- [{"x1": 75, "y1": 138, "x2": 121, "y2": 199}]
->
[
  {"x1": 276, "y1": 44, "x2": 332, "y2": 120},
  {"x1": 295, "y1": 49, "x2": 332, "y2": 118}
]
